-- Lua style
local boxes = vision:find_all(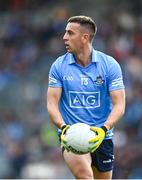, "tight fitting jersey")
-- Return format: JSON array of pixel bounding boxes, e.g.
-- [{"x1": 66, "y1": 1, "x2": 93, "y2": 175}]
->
[{"x1": 48, "y1": 49, "x2": 125, "y2": 139}]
